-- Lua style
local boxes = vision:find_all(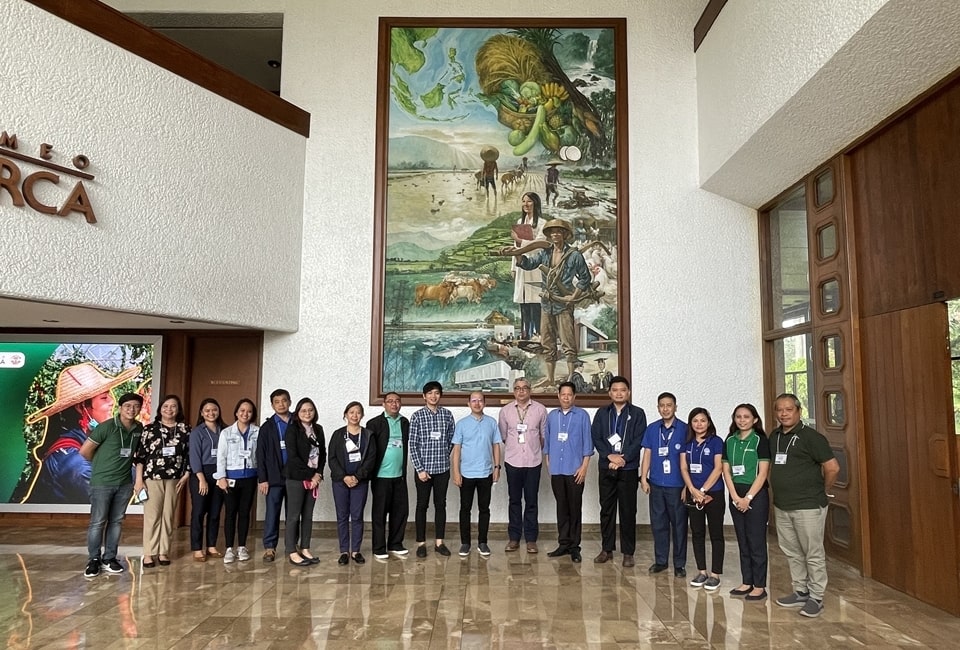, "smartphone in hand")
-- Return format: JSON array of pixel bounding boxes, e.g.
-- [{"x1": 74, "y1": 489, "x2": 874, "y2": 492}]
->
[{"x1": 137, "y1": 487, "x2": 149, "y2": 503}]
